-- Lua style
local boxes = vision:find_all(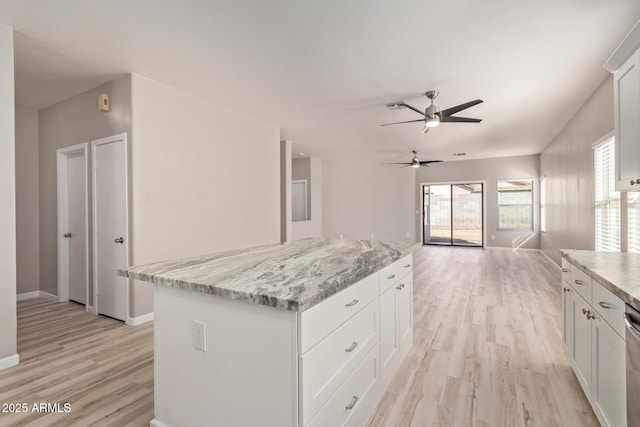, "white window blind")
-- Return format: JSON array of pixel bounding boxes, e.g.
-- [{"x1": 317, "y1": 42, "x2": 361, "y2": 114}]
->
[
  {"x1": 594, "y1": 138, "x2": 620, "y2": 252},
  {"x1": 629, "y1": 192, "x2": 640, "y2": 253},
  {"x1": 540, "y1": 176, "x2": 546, "y2": 233}
]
